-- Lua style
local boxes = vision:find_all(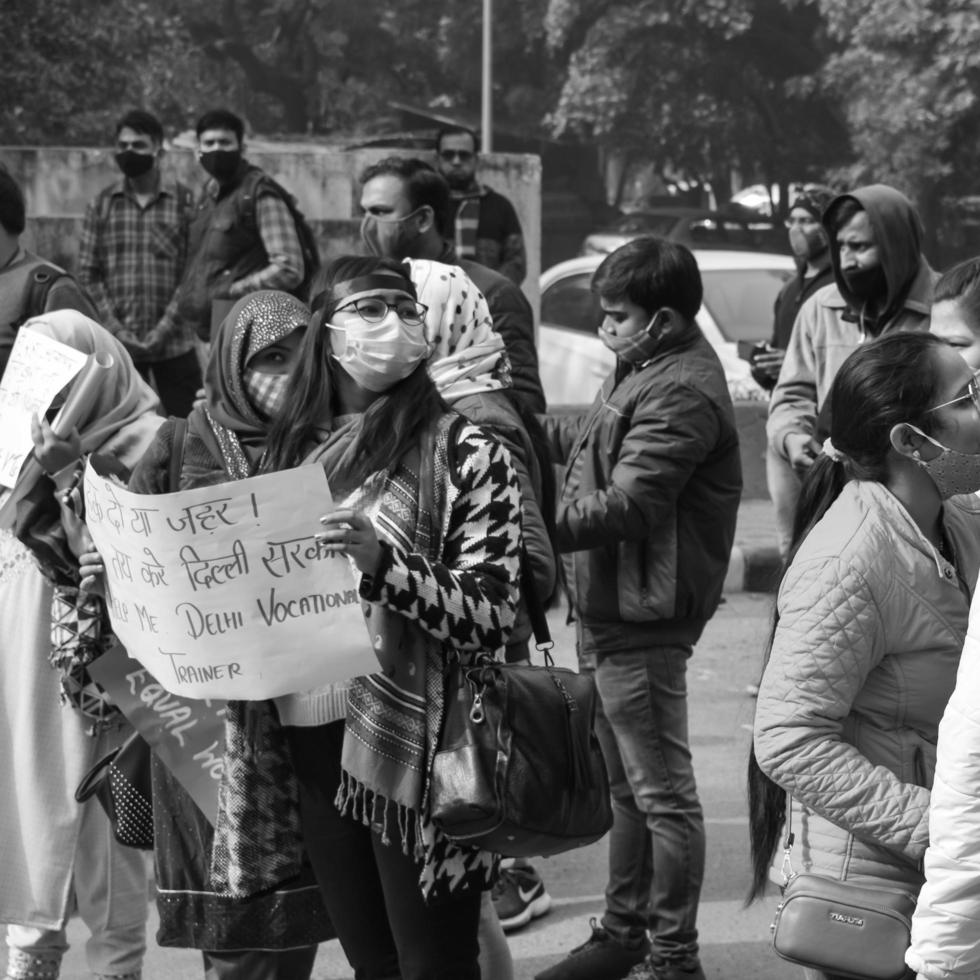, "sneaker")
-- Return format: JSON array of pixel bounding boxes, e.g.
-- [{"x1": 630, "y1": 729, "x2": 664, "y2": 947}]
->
[
  {"x1": 492, "y1": 865, "x2": 552, "y2": 931},
  {"x1": 626, "y1": 954, "x2": 707, "y2": 980},
  {"x1": 534, "y1": 918, "x2": 651, "y2": 980}
]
